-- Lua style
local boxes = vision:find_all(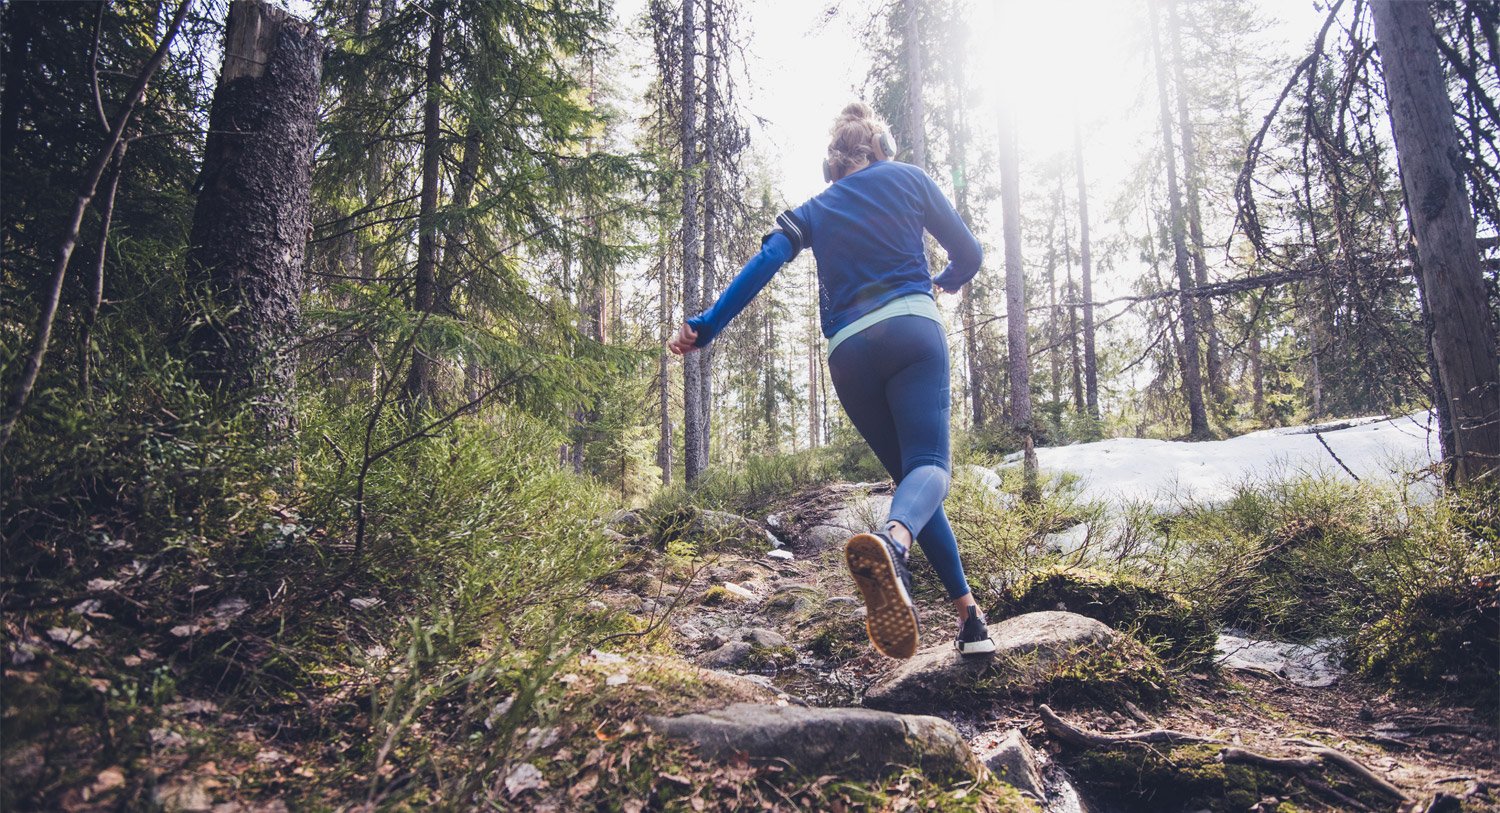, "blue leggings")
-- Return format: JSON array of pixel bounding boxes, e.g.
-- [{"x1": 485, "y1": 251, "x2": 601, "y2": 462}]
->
[{"x1": 828, "y1": 315, "x2": 971, "y2": 600}]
